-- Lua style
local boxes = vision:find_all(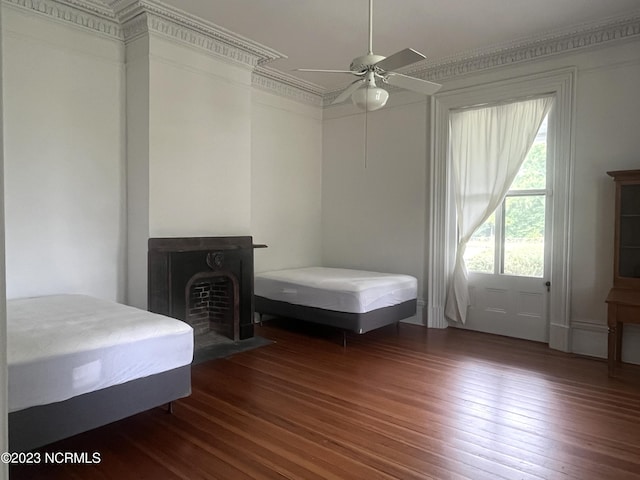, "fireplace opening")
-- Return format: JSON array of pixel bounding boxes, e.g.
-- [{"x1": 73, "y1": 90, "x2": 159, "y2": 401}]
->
[
  {"x1": 186, "y1": 273, "x2": 239, "y2": 347},
  {"x1": 148, "y1": 236, "x2": 257, "y2": 352}
]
